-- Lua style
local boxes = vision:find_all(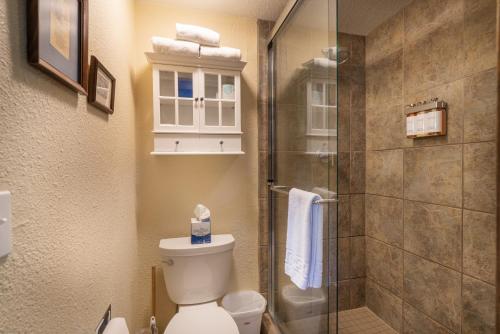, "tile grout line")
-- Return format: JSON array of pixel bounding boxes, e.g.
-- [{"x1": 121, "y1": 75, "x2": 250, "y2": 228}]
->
[
  {"x1": 364, "y1": 192, "x2": 496, "y2": 216},
  {"x1": 364, "y1": 234, "x2": 495, "y2": 288}
]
